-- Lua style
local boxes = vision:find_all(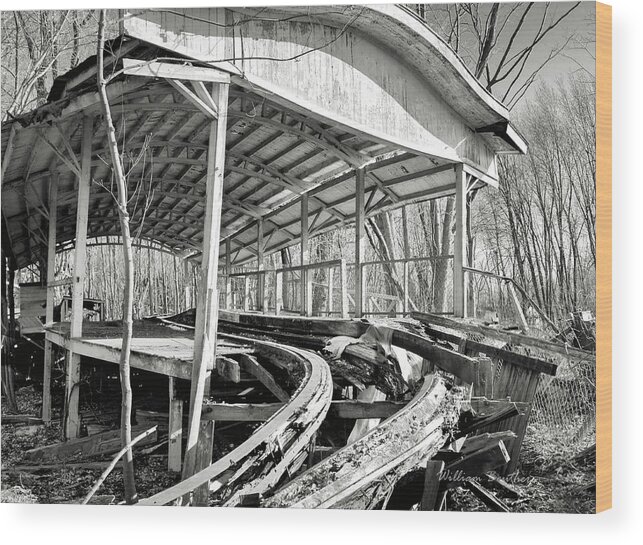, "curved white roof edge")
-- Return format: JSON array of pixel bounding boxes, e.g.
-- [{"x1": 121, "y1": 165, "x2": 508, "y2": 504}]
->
[{"x1": 241, "y1": 3, "x2": 526, "y2": 152}]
